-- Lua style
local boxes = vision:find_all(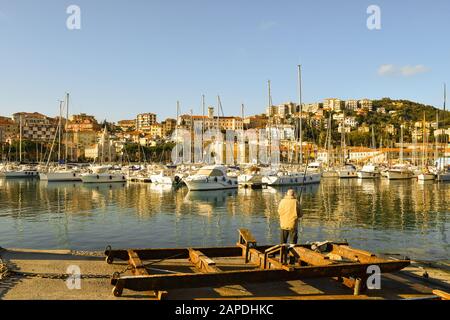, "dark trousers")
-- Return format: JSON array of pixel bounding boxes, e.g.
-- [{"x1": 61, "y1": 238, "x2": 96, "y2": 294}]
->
[{"x1": 280, "y1": 228, "x2": 298, "y2": 244}]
